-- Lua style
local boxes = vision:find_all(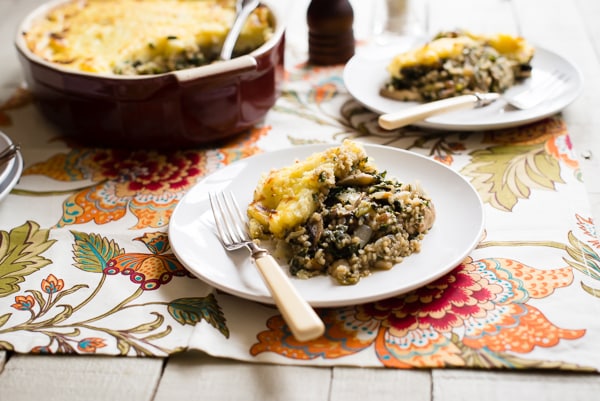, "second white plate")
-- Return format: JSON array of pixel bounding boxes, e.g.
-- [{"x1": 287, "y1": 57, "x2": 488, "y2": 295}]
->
[
  {"x1": 0, "y1": 130, "x2": 22, "y2": 203},
  {"x1": 0, "y1": 130, "x2": 16, "y2": 186},
  {"x1": 343, "y1": 44, "x2": 583, "y2": 131},
  {"x1": 168, "y1": 144, "x2": 485, "y2": 307}
]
